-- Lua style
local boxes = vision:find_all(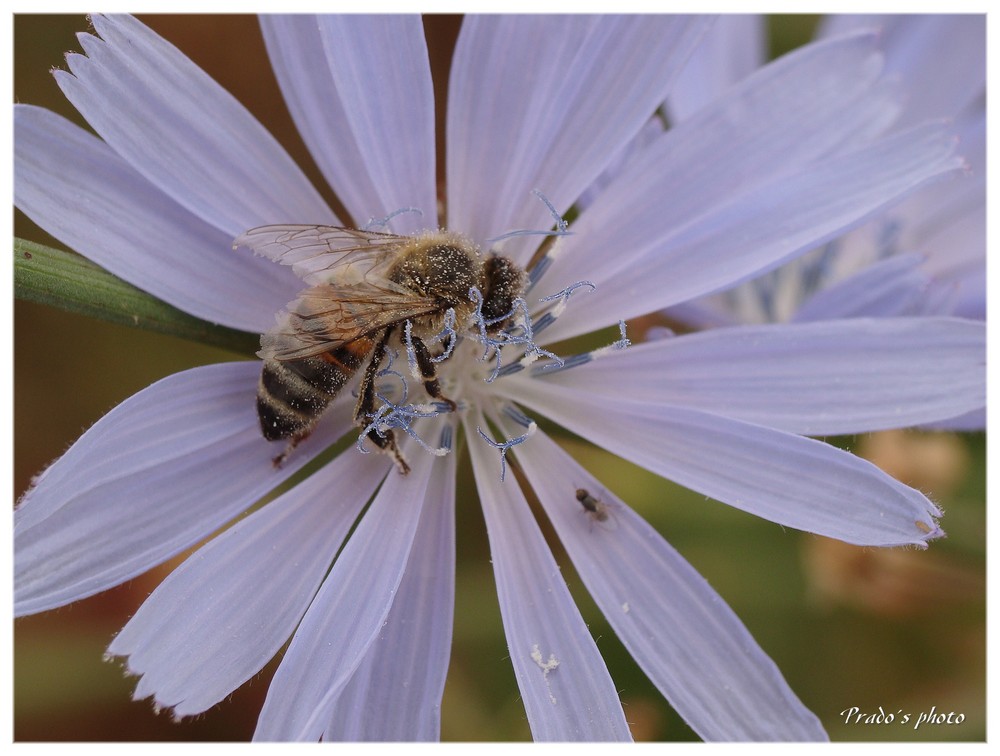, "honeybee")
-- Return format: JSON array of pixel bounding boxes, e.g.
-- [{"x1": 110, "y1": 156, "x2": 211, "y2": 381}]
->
[
  {"x1": 234, "y1": 225, "x2": 526, "y2": 472},
  {"x1": 576, "y1": 488, "x2": 617, "y2": 530}
]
